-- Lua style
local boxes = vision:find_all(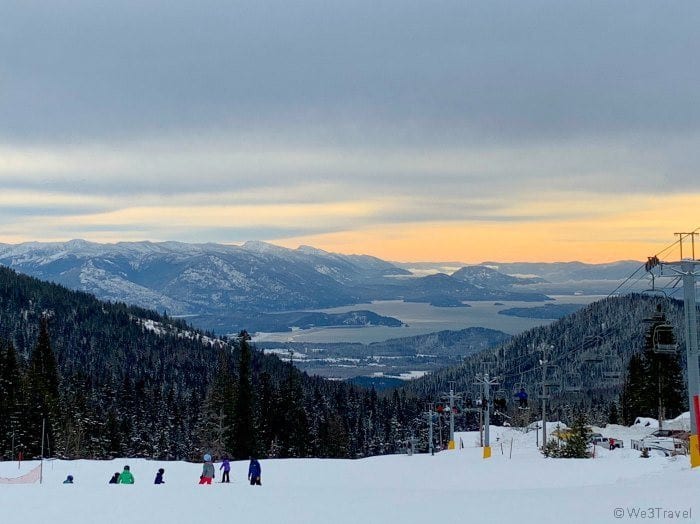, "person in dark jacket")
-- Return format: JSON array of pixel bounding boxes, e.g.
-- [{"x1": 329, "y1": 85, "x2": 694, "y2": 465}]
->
[
  {"x1": 63, "y1": 475, "x2": 74, "y2": 484},
  {"x1": 220, "y1": 458, "x2": 231, "y2": 483},
  {"x1": 109, "y1": 472, "x2": 120, "y2": 484},
  {"x1": 248, "y1": 457, "x2": 261, "y2": 486},
  {"x1": 154, "y1": 468, "x2": 165, "y2": 484}
]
